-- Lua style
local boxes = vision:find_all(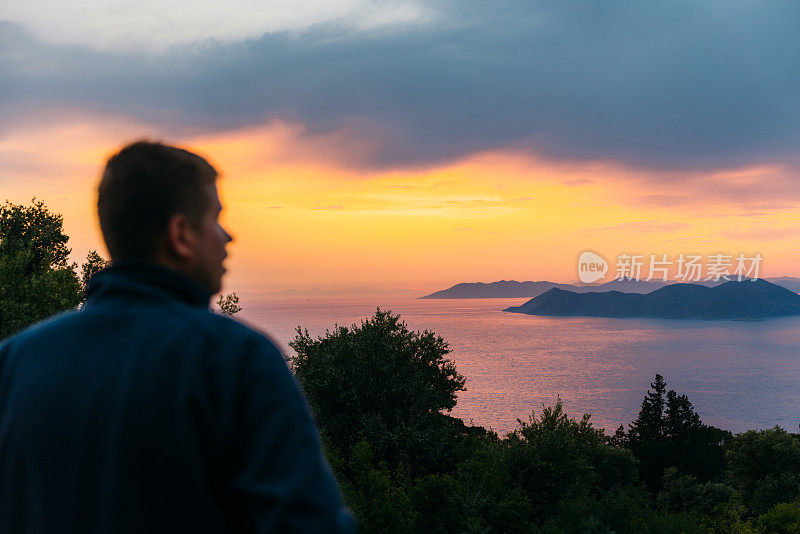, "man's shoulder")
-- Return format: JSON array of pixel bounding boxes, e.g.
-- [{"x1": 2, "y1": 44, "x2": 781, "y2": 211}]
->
[
  {"x1": 0, "y1": 309, "x2": 83, "y2": 353},
  {"x1": 182, "y1": 312, "x2": 298, "y2": 396},
  {"x1": 1, "y1": 306, "x2": 282, "y2": 365},
  {"x1": 181, "y1": 309, "x2": 288, "y2": 370},
  {"x1": 189, "y1": 309, "x2": 282, "y2": 351}
]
